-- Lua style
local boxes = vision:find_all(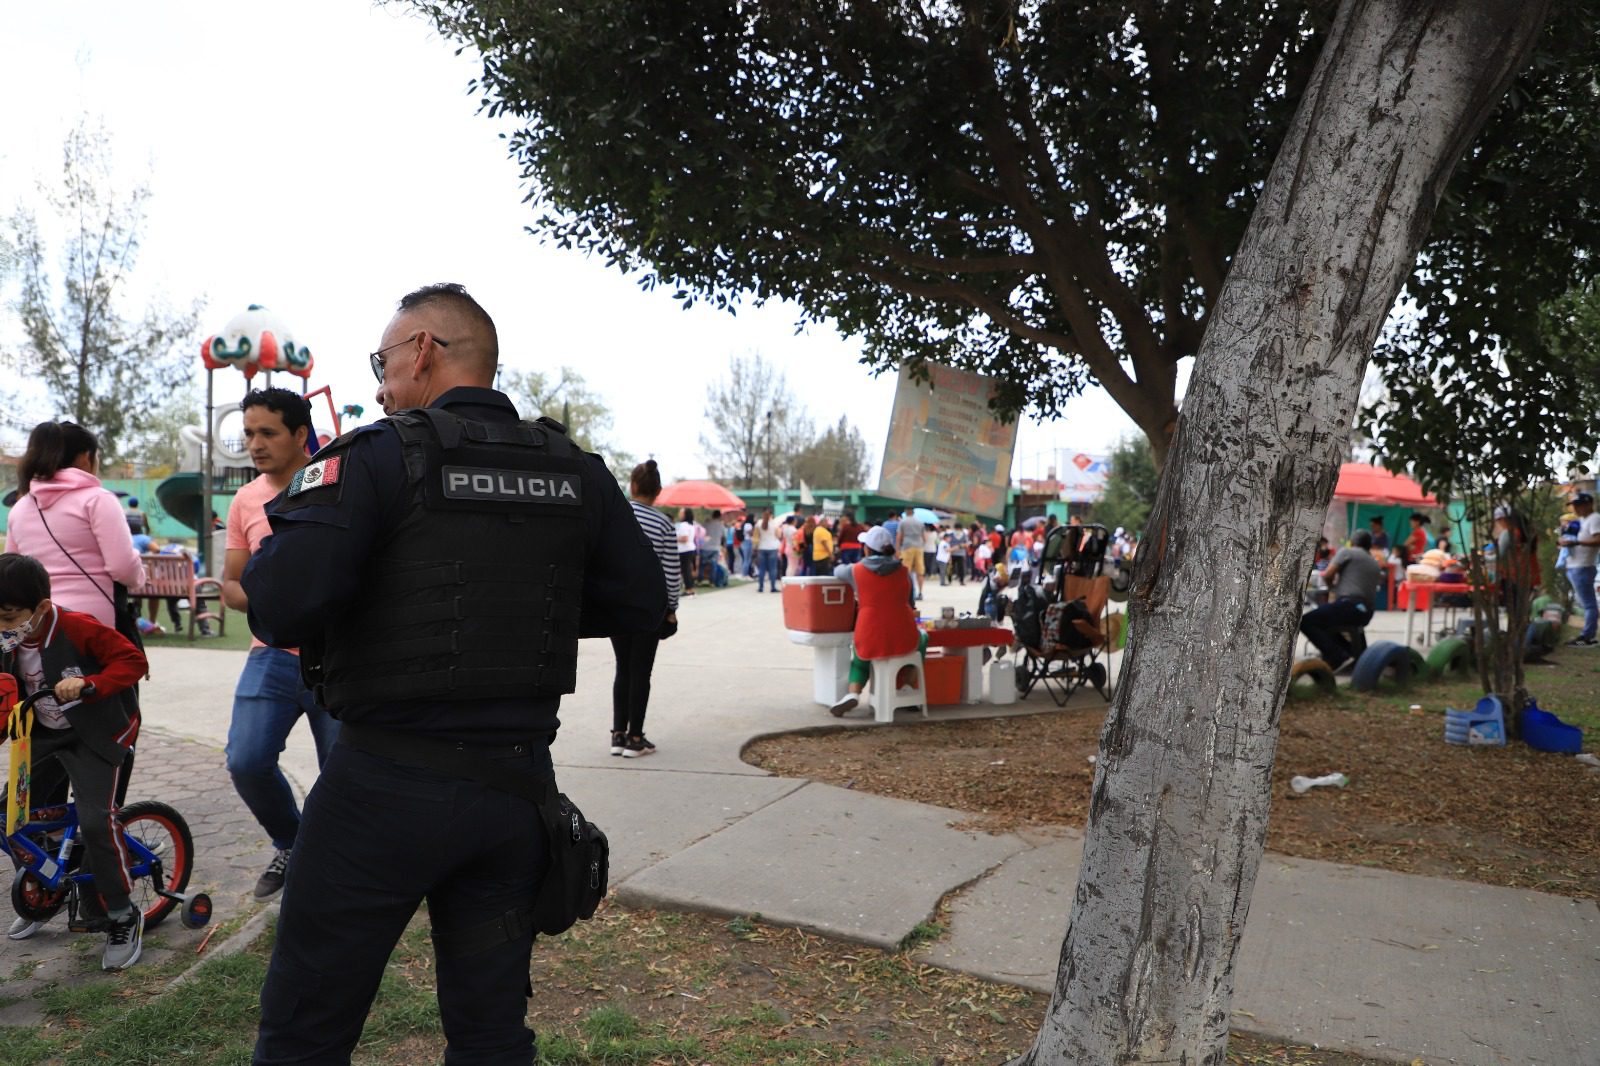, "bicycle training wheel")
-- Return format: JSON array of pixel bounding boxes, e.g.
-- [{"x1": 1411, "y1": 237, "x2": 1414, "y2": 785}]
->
[{"x1": 118, "y1": 800, "x2": 193, "y2": 929}]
